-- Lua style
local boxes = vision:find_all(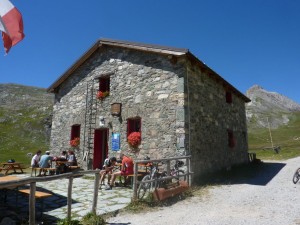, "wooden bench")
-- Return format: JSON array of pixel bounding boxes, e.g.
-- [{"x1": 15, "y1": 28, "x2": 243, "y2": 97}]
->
[
  {"x1": 30, "y1": 167, "x2": 56, "y2": 177},
  {"x1": 18, "y1": 189, "x2": 52, "y2": 217},
  {"x1": 124, "y1": 174, "x2": 143, "y2": 187},
  {"x1": 68, "y1": 166, "x2": 80, "y2": 171},
  {"x1": 18, "y1": 189, "x2": 52, "y2": 198}
]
